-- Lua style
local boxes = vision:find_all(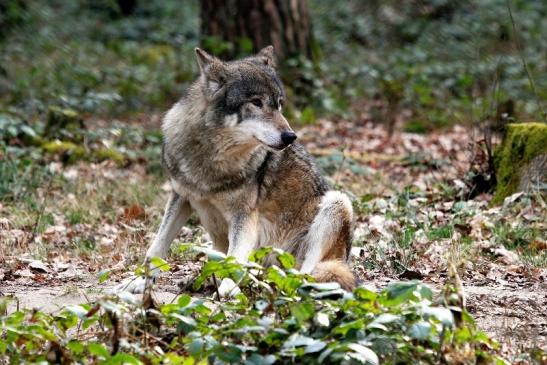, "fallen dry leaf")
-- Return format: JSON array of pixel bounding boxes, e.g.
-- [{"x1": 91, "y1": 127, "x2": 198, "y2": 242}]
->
[
  {"x1": 29, "y1": 260, "x2": 49, "y2": 274},
  {"x1": 58, "y1": 266, "x2": 79, "y2": 279},
  {"x1": 13, "y1": 269, "x2": 34, "y2": 278},
  {"x1": 493, "y1": 246, "x2": 521, "y2": 265},
  {"x1": 529, "y1": 240, "x2": 547, "y2": 251},
  {"x1": 121, "y1": 204, "x2": 146, "y2": 222},
  {"x1": 0, "y1": 217, "x2": 9, "y2": 230}
]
